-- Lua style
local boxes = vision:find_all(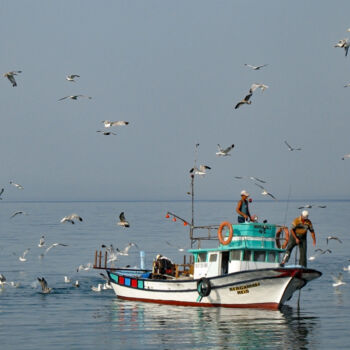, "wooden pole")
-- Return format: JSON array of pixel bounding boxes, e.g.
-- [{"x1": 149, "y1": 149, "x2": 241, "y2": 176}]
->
[{"x1": 94, "y1": 250, "x2": 97, "y2": 267}]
